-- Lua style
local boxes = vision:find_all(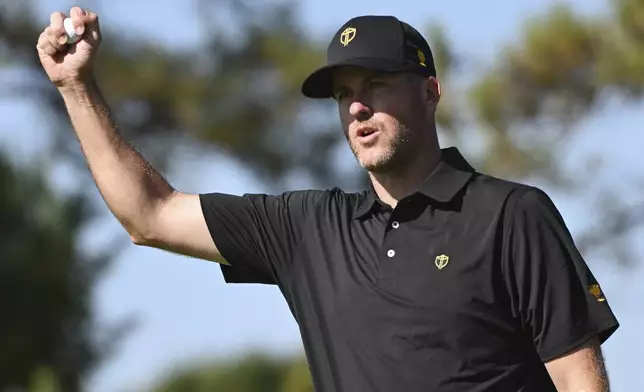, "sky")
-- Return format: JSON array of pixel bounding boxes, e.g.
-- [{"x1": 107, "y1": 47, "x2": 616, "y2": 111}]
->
[{"x1": 1, "y1": 0, "x2": 642, "y2": 391}]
